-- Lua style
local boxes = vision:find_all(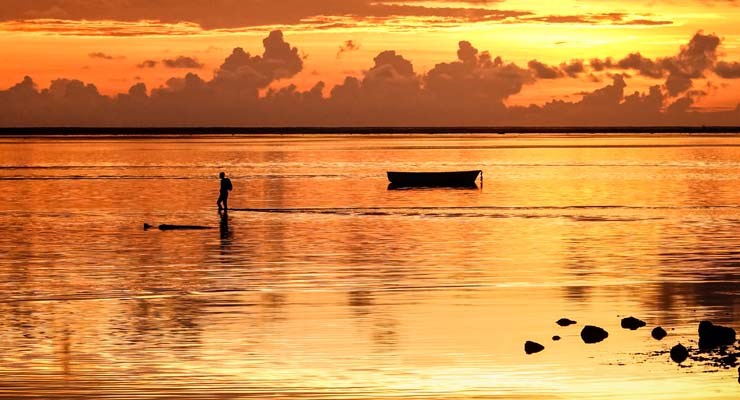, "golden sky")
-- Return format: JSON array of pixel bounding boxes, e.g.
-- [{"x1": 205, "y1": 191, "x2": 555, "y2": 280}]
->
[{"x1": 0, "y1": 0, "x2": 739, "y2": 126}]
